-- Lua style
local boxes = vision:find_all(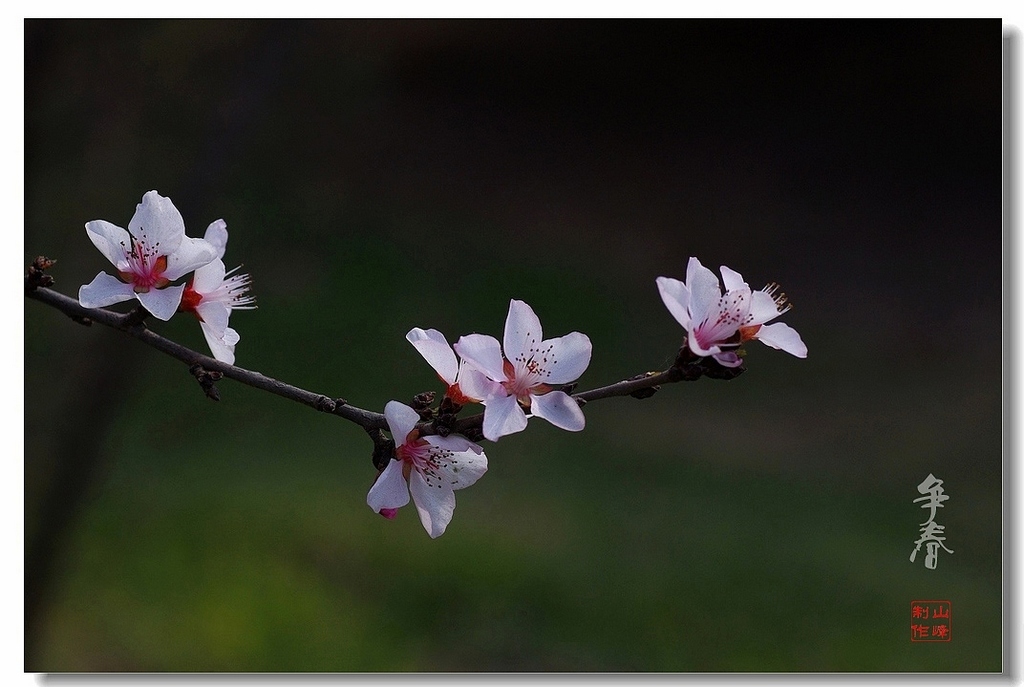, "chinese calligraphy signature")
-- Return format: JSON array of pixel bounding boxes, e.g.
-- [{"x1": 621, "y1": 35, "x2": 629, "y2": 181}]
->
[{"x1": 909, "y1": 473, "x2": 953, "y2": 570}]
